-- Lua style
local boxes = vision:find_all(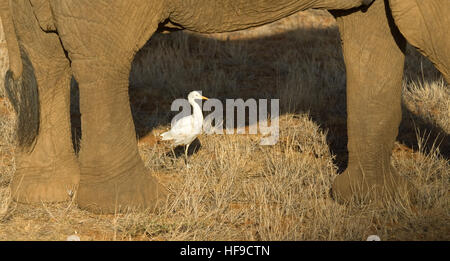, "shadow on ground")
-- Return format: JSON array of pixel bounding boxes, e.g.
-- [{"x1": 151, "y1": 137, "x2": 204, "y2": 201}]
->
[{"x1": 69, "y1": 26, "x2": 448, "y2": 172}]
